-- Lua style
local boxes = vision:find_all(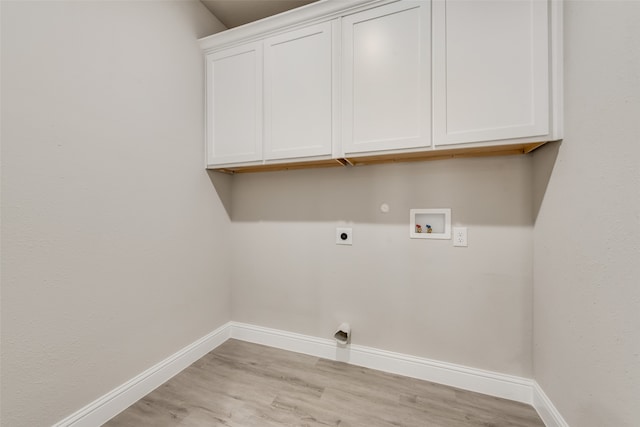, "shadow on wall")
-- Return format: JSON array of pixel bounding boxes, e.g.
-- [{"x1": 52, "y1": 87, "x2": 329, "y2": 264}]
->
[
  {"x1": 207, "y1": 169, "x2": 233, "y2": 219},
  {"x1": 532, "y1": 140, "x2": 562, "y2": 224},
  {"x1": 206, "y1": 155, "x2": 540, "y2": 227}
]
